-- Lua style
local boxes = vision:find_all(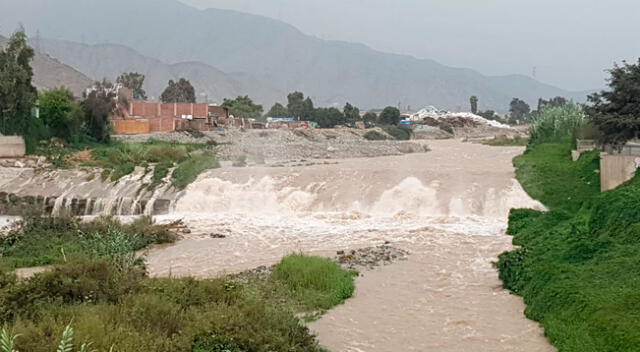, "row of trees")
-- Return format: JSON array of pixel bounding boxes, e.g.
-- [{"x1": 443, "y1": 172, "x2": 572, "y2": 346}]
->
[{"x1": 222, "y1": 91, "x2": 402, "y2": 128}]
